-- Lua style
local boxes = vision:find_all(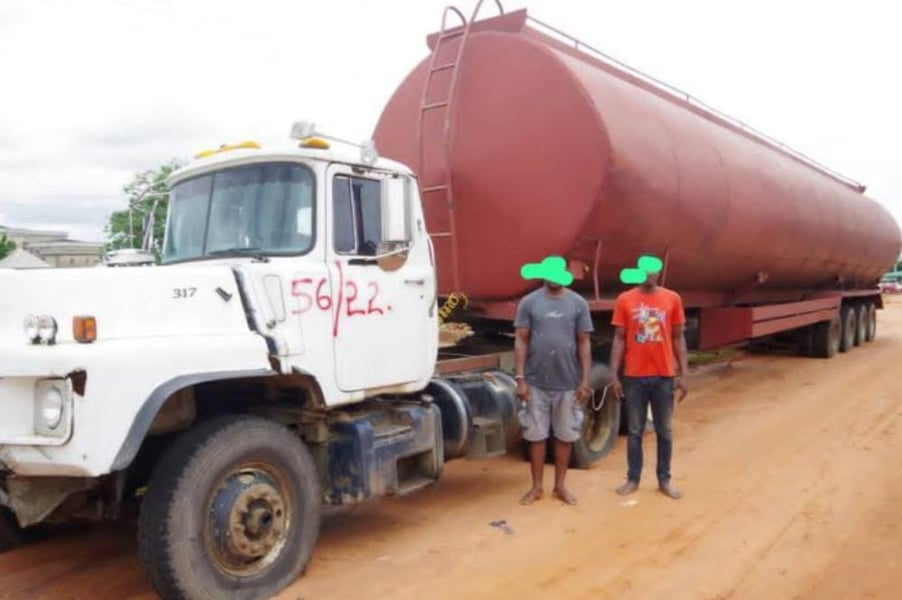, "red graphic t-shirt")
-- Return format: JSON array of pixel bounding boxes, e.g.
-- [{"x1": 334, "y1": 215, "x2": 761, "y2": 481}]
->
[{"x1": 611, "y1": 287, "x2": 685, "y2": 377}]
